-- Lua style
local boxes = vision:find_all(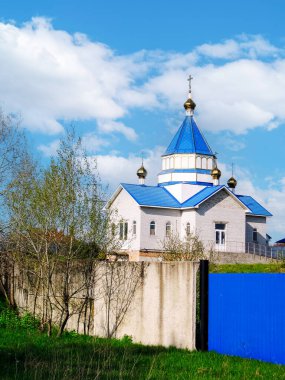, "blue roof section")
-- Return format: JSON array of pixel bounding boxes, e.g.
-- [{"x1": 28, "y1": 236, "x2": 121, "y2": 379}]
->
[
  {"x1": 119, "y1": 183, "x2": 272, "y2": 216},
  {"x1": 121, "y1": 183, "x2": 181, "y2": 208},
  {"x1": 236, "y1": 195, "x2": 272, "y2": 217},
  {"x1": 164, "y1": 116, "x2": 213, "y2": 156},
  {"x1": 181, "y1": 185, "x2": 223, "y2": 207}
]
